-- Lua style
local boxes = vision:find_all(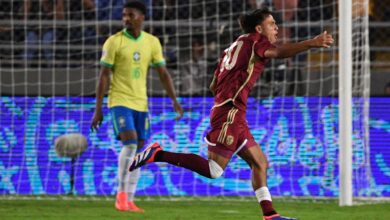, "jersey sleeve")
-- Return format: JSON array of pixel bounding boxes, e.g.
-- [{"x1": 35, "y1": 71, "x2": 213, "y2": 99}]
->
[
  {"x1": 151, "y1": 37, "x2": 166, "y2": 68},
  {"x1": 100, "y1": 37, "x2": 116, "y2": 68},
  {"x1": 254, "y1": 36, "x2": 275, "y2": 58}
]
